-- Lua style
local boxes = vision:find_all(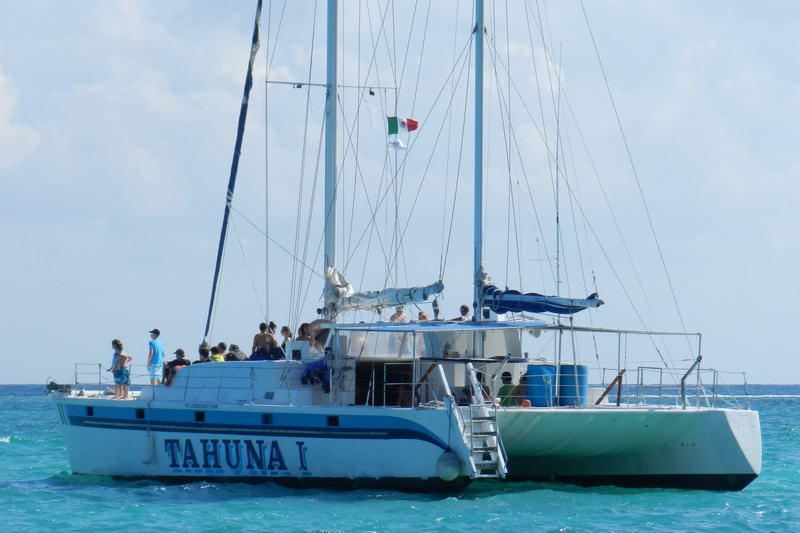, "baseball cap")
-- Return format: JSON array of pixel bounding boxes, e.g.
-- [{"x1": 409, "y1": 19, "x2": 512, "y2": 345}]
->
[
  {"x1": 173, "y1": 349, "x2": 185, "y2": 357},
  {"x1": 149, "y1": 328, "x2": 160, "y2": 335}
]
